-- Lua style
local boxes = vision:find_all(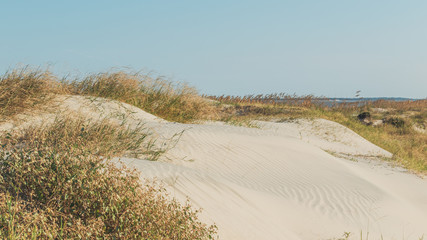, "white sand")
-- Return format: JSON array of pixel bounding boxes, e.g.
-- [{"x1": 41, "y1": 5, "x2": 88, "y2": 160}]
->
[{"x1": 2, "y1": 96, "x2": 426, "y2": 239}]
